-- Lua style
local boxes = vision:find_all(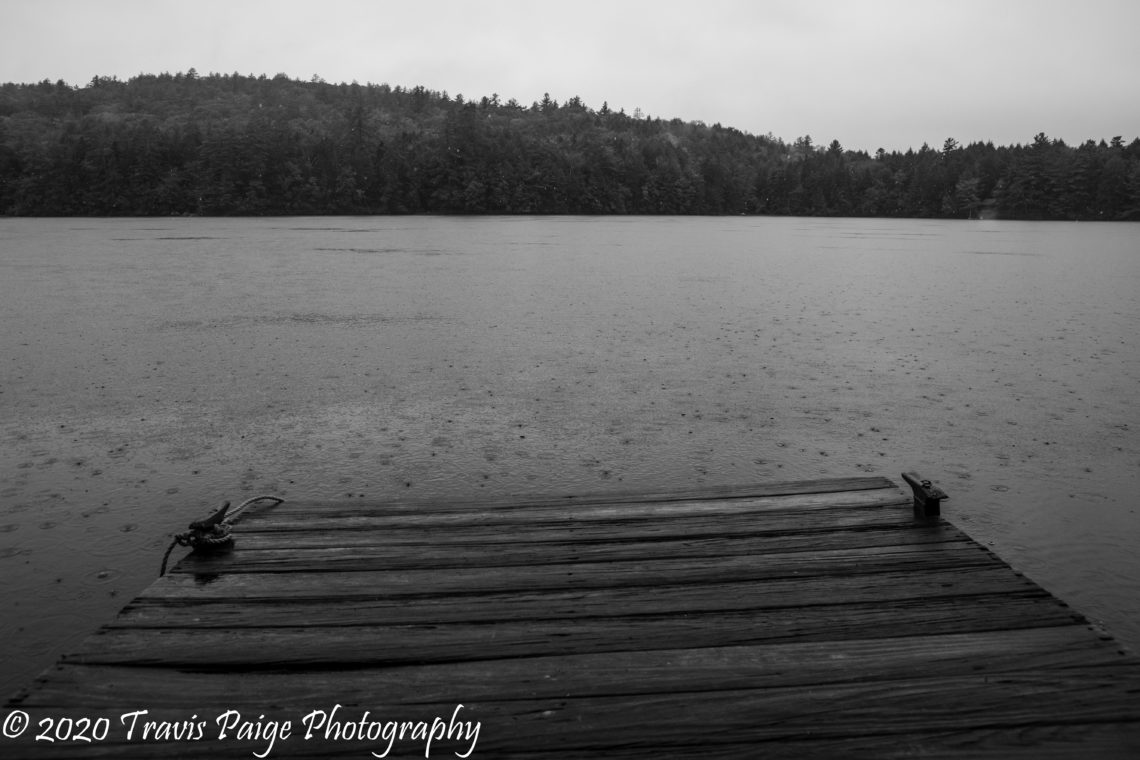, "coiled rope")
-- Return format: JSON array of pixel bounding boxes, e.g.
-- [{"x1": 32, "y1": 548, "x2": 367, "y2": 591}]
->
[{"x1": 159, "y1": 495, "x2": 284, "y2": 576}]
